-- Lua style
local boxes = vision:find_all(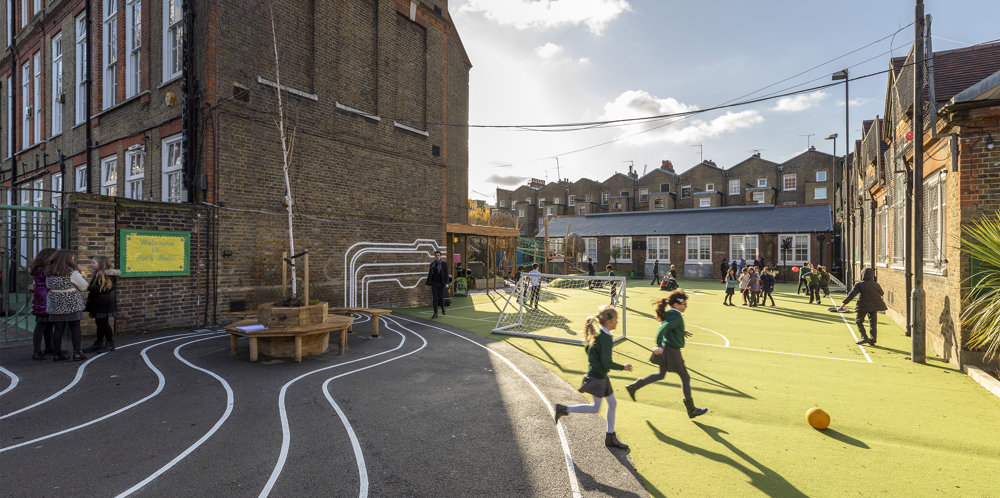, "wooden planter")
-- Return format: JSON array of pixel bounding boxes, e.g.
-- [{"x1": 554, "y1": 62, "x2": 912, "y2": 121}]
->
[{"x1": 258, "y1": 302, "x2": 328, "y2": 327}]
